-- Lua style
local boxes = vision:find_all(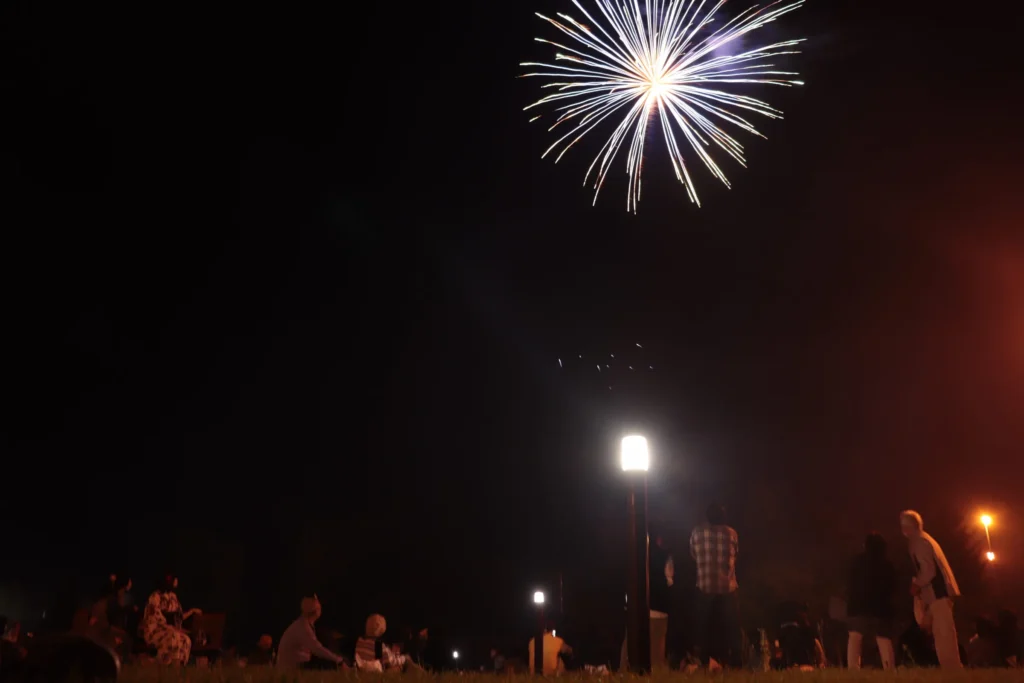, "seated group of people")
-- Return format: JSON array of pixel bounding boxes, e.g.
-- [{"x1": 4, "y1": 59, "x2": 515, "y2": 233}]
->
[
  {"x1": 84, "y1": 574, "x2": 203, "y2": 666},
  {"x1": 275, "y1": 595, "x2": 422, "y2": 673}
]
